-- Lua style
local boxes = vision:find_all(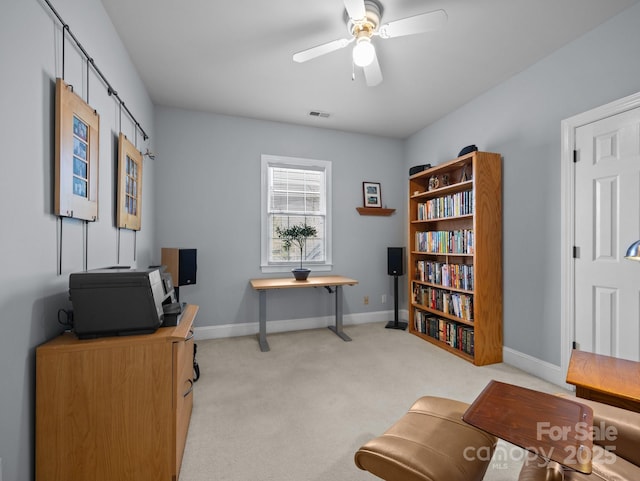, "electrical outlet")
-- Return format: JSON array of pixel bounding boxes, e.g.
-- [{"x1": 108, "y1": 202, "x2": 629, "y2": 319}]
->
[
  {"x1": 363, "y1": 296, "x2": 369, "y2": 305},
  {"x1": 381, "y1": 294, "x2": 387, "y2": 304}
]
